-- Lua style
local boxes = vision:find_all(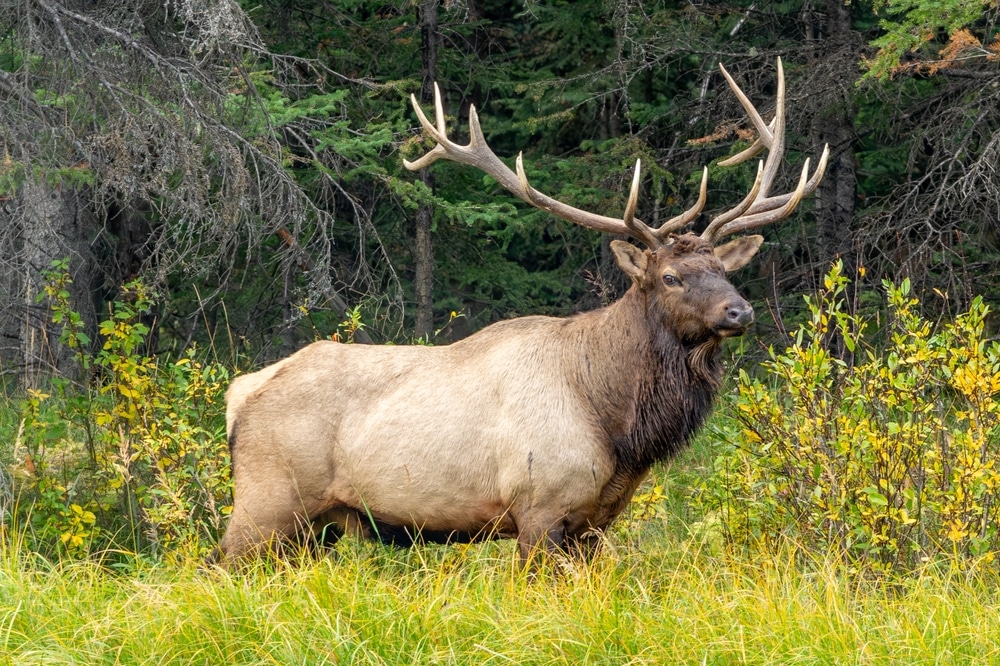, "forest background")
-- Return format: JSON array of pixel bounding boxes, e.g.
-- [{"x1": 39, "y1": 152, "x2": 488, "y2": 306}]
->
[
  {"x1": 2, "y1": 0, "x2": 998, "y2": 377},
  {"x1": 1, "y1": 2, "x2": 1000, "y2": 662},
  {"x1": 0, "y1": 0, "x2": 999, "y2": 568}
]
